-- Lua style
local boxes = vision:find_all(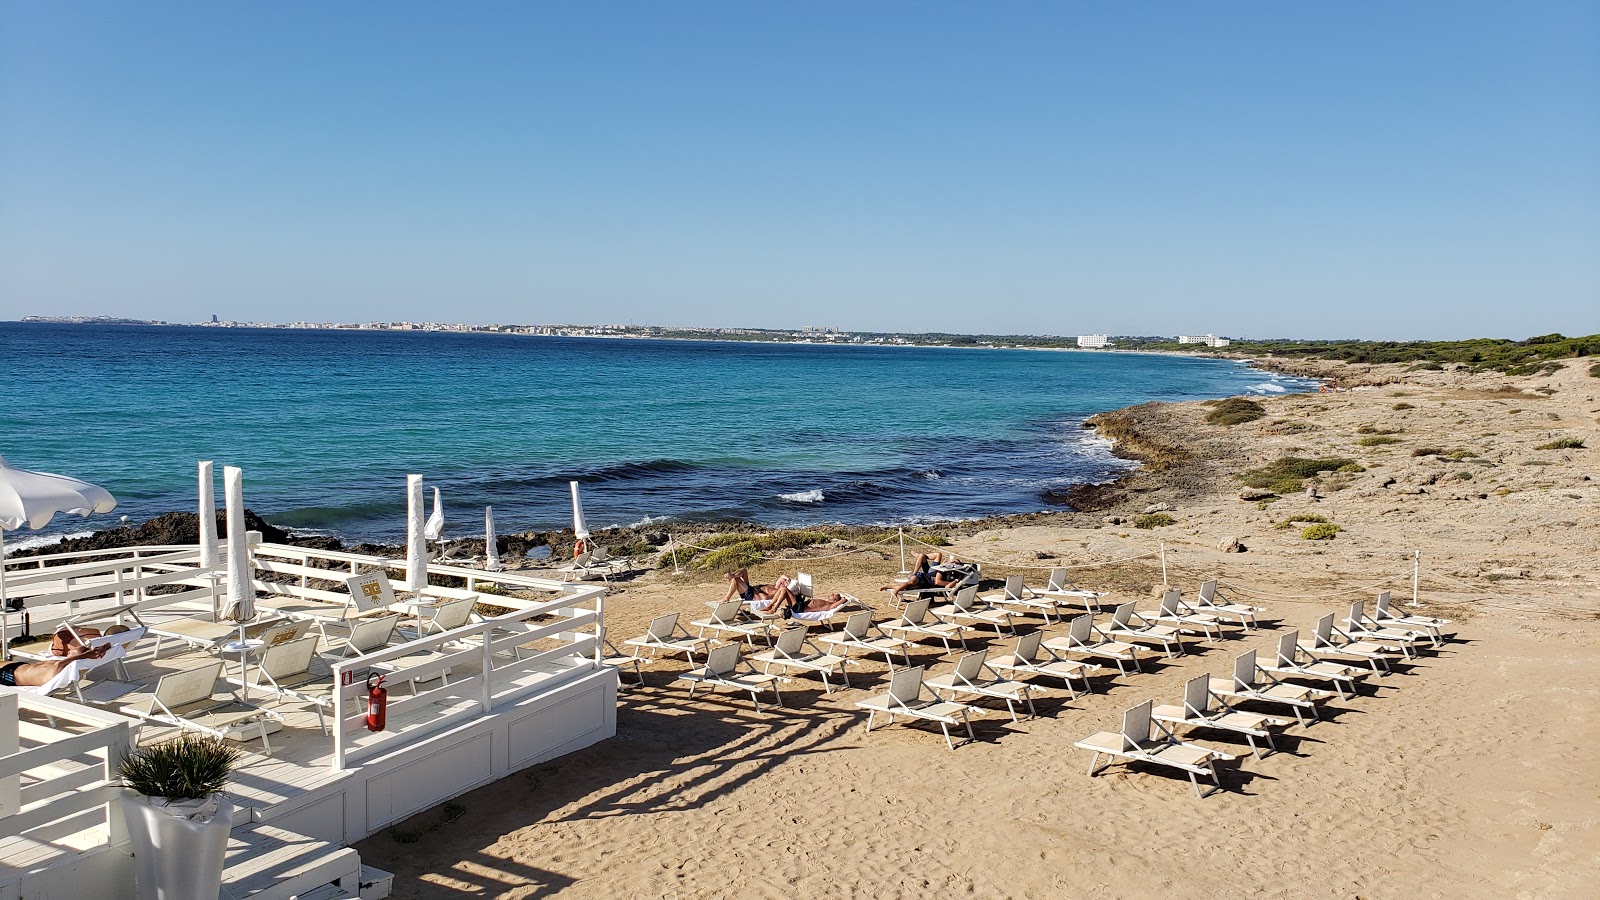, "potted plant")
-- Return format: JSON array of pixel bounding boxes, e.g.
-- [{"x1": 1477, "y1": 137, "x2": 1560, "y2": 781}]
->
[{"x1": 119, "y1": 734, "x2": 240, "y2": 900}]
